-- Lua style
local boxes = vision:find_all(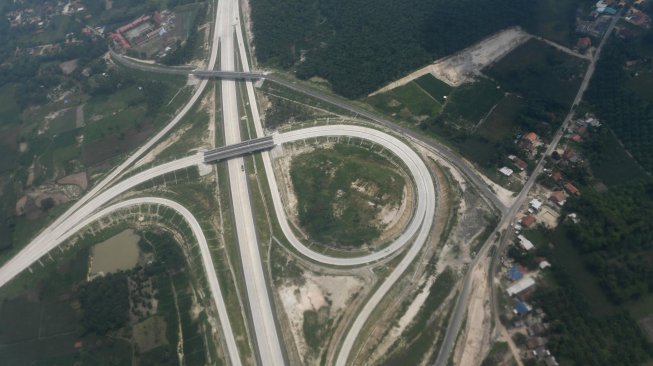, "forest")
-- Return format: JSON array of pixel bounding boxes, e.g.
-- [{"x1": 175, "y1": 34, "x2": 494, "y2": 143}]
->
[
  {"x1": 585, "y1": 32, "x2": 653, "y2": 172},
  {"x1": 535, "y1": 267, "x2": 652, "y2": 366},
  {"x1": 250, "y1": 0, "x2": 535, "y2": 97},
  {"x1": 564, "y1": 180, "x2": 653, "y2": 304},
  {"x1": 79, "y1": 272, "x2": 130, "y2": 335}
]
